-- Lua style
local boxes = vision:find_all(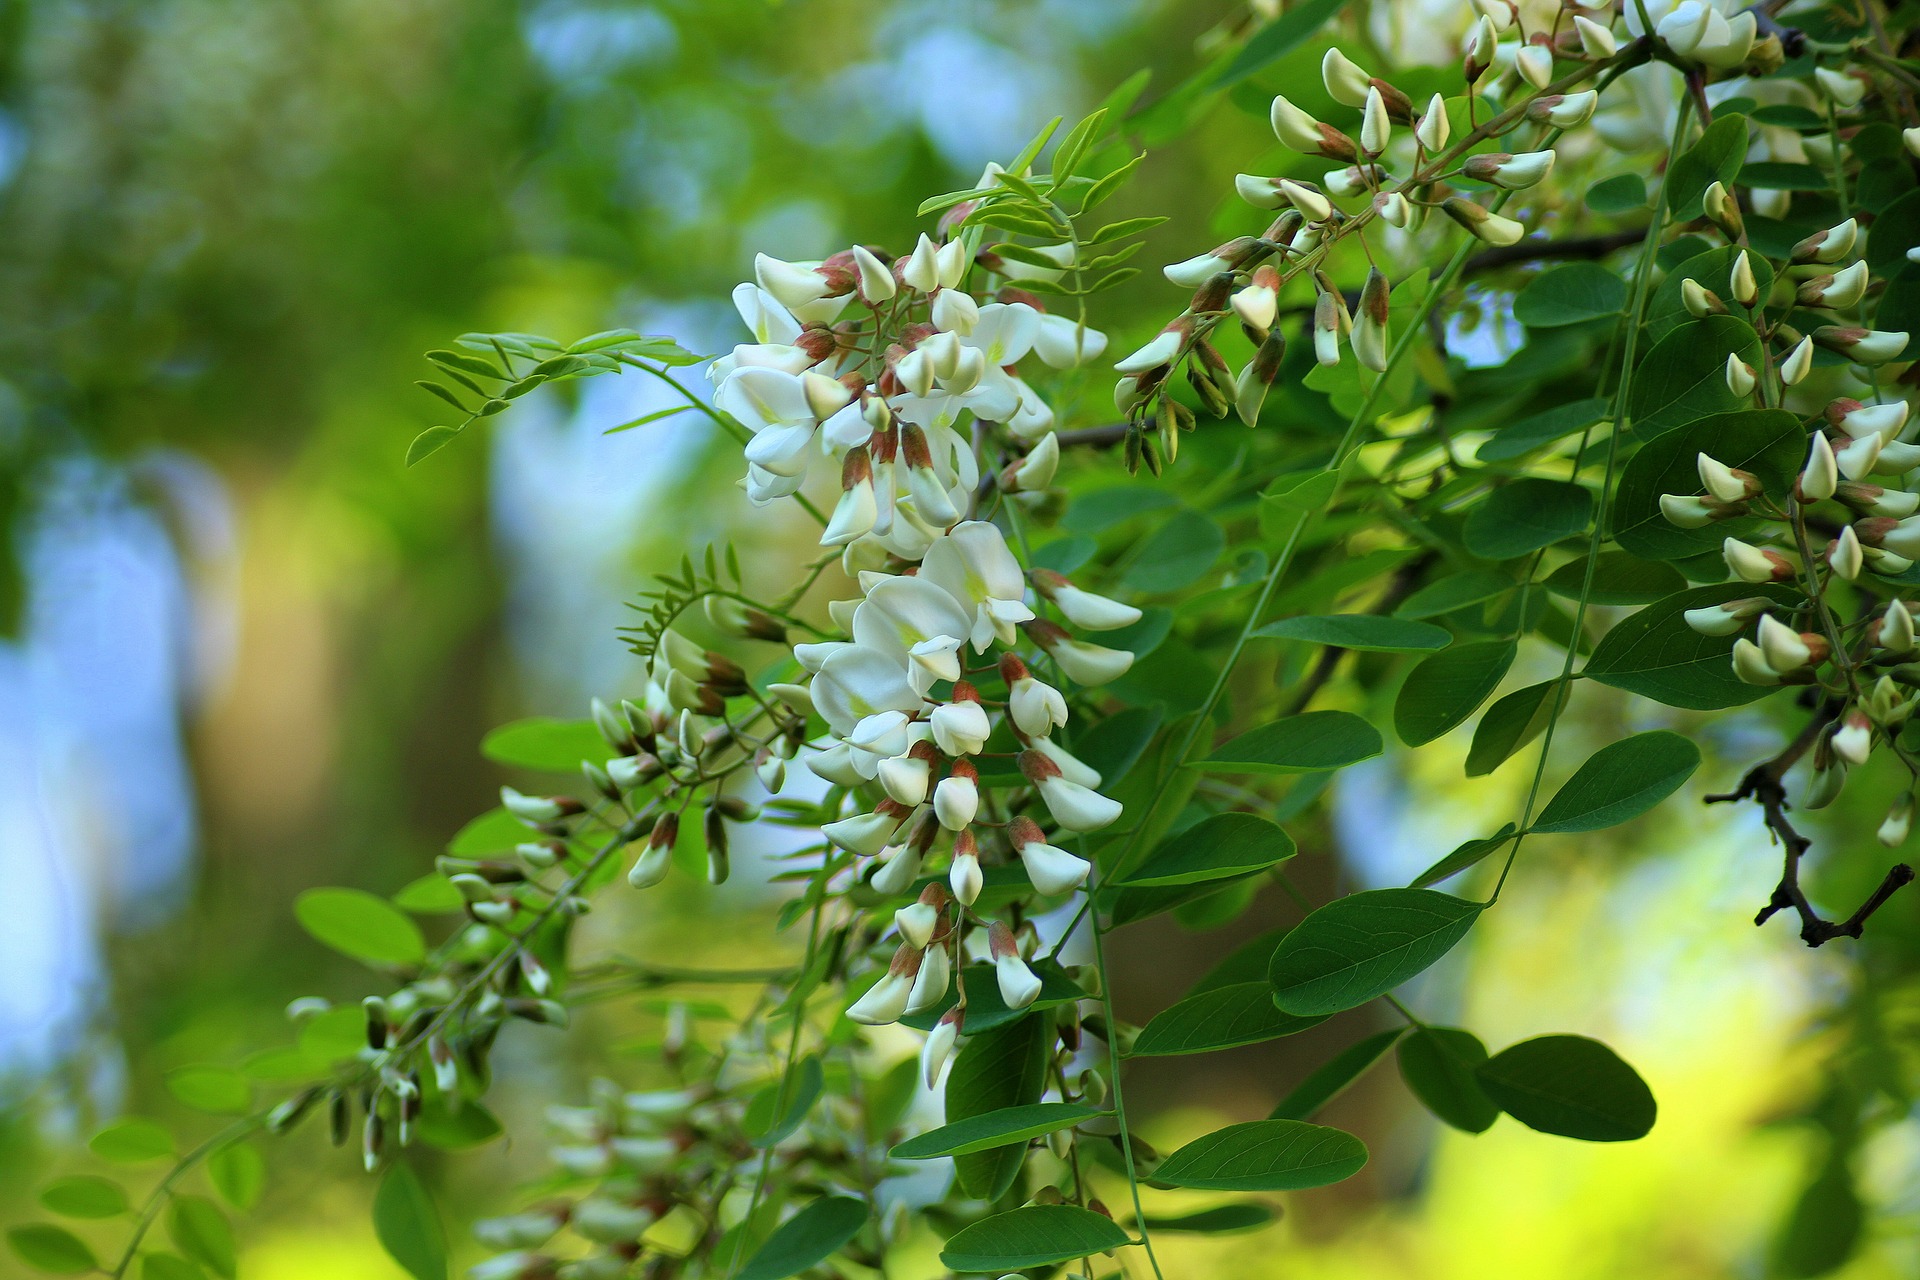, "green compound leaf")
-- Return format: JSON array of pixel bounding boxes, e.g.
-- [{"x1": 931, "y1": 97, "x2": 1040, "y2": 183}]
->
[
  {"x1": 945, "y1": 1016, "x2": 1050, "y2": 1200},
  {"x1": 294, "y1": 887, "x2": 427, "y2": 969},
  {"x1": 40, "y1": 1174, "x2": 128, "y2": 1219},
  {"x1": 168, "y1": 1195, "x2": 237, "y2": 1279},
  {"x1": 1664, "y1": 111, "x2": 1747, "y2": 221},
  {"x1": 1394, "y1": 641, "x2": 1516, "y2": 746},
  {"x1": 1476, "y1": 1034, "x2": 1657, "y2": 1142},
  {"x1": 1255, "y1": 614, "x2": 1452, "y2": 652},
  {"x1": 166, "y1": 1065, "x2": 251, "y2": 1115},
  {"x1": 1197, "y1": 710, "x2": 1383, "y2": 774},
  {"x1": 939, "y1": 1204, "x2": 1132, "y2": 1273},
  {"x1": 89, "y1": 1118, "x2": 175, "y2": 1164},
  {"x1": 1530, "y1": 730, "x2": 1701, "y2": 834},
  {"x1": 891, "y1": 1103, "x2": 1104, "y2": 1159},
  {"x1": 372, "y1": 1164, "x2": 448, "y2": 1280},
  {"x1": 1513, "y1": 262, "x2": 1626, "y2": 328},
  {"x1": 1132, "y1": 982, "x2": 1327, "y2": 1056},
  {"x1": 1627, "y1": 315, "x2": 1762, "y2": 438},
  {"x1": 1584, "y1": 583, "x2": 1801, "y2": 709},
  {"x1": 1152, "y1": 1119, "x2": 1368, "y2": 1190},
  {"x1": 1462, "y1": 478, "x2": 1592, "y2": 561},
  {"x1": 7, "y1": 1224, "x2": 98, "y2": 1275},
  {"x1": 1269, "y1": 889, "x2": 1483, "y2": 1016},
  {"x1": 1466, "y1": 680, "x2": 1562, "y2": 778},
  {"x1": 736, "y1": 1196, "x2": 868, "y2": 1280},
  {"x1": 1398, "y1": 1026, "x2": 1501, "y2": 1133},
  {"x1": 1138, "y1": 1204, "x2": 1275, "y2": 1234},
  {"x1": 1118, "y1": 813, "x2": 1295, "y2": 887}
]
